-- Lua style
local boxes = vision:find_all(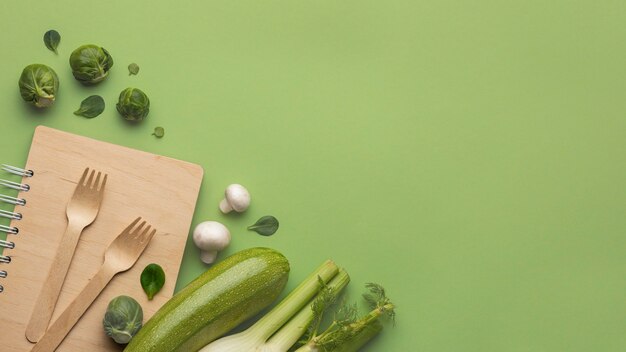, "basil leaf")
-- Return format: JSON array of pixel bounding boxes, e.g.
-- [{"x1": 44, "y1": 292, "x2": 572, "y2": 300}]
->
[
  {"x1": 74, "y1": 95, "x2": 105, "y2": 118},
  {"x1": 43, "y1": 30, "x2": 61, "y2": 54},
  {"x1": 128, "y1": 63, "x2": 140, "y2": 76},
  {"x1": 140, "y1": 263, "x2": 165, "y2": 300},
  {"x1": 152, "y1": 127, "x2": 165, "y2": 138},
  {"x1": 248, "y1": 216, "x2": 280, "y2": 236}
]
